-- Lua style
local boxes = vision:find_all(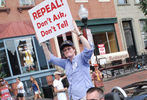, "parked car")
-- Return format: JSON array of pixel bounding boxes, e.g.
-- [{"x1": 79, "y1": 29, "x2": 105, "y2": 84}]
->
[{"x1": 105, "y1": 81, "x2": 147, "y2": 100}]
